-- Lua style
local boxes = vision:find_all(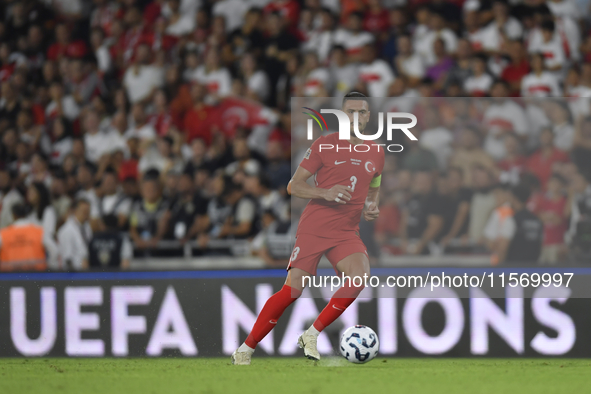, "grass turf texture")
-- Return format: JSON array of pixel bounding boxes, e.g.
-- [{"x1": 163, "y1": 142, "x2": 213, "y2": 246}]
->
[{"x1": 1, "y1": 358, "x2": 589, "y2": 394}]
